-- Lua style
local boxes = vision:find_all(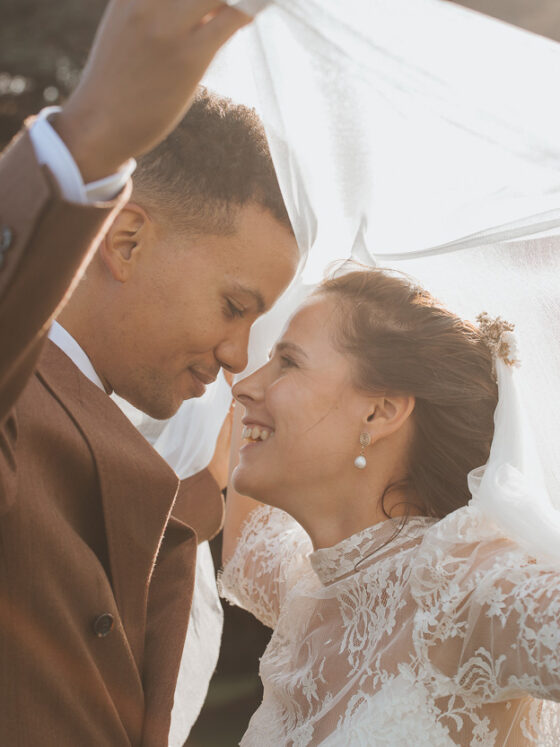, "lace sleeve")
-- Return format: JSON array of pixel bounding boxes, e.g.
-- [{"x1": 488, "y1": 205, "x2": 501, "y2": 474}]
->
[
  {"x1": 417, "y1": 542, "x2": 560, "y2": 704},
  {"x1": 462, "y1": 561, "x2": 560, "y2": 701},
  {"x1": 218, "y1": 505, "x2": 312, "y2": 628}
]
